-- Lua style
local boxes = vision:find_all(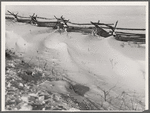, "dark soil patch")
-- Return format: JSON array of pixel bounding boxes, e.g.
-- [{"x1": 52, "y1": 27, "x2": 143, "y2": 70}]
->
[{"x1": 72, "y1": 84, "x2": 90, "y2": 96}]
